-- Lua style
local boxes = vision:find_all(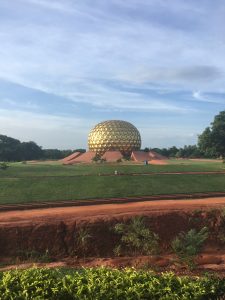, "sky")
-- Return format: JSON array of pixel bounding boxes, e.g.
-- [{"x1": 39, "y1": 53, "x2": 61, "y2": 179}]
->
[{"x1": 0, "y1": 0, "x2": 224, "y2": 150}]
